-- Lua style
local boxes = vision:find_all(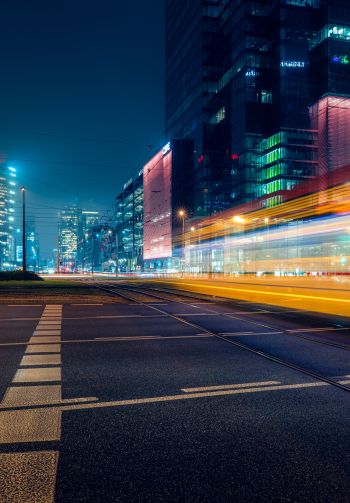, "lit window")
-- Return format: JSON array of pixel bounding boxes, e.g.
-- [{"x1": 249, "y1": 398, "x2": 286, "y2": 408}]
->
[
  {"x1": 261, "y1": 90, "x2": 272, "y2": 104},
  {"x1": 216, "y1": 106, "x2": 226, "y2": 123}
]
